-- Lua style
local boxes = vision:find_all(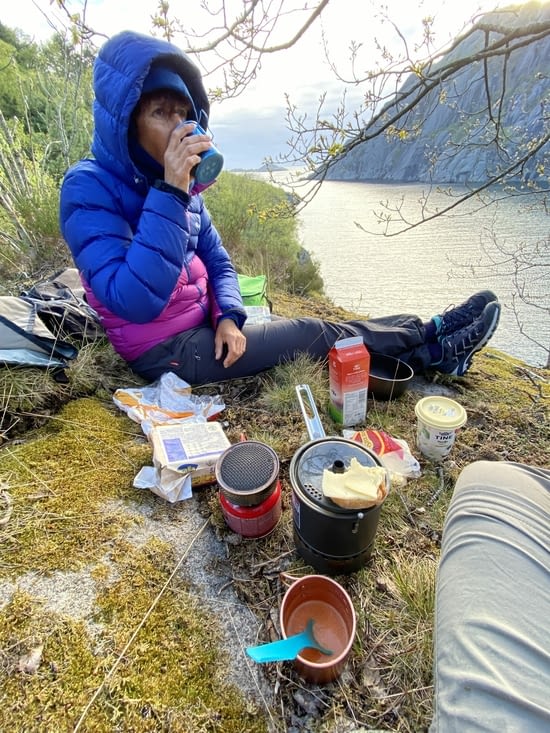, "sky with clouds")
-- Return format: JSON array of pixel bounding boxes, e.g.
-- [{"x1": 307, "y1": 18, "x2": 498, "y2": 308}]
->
[{"x1": 1, "y1": 0, "x2": 516, "y2": 169}]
